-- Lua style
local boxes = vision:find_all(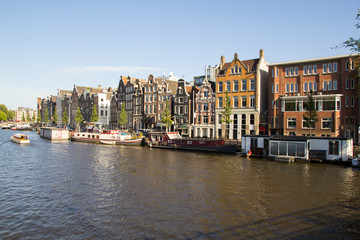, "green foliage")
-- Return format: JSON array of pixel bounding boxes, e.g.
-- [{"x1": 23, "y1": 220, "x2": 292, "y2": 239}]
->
[
  {"x1": 37, "y1": 111, "x2": 41, "y2": 123},
  {"x1": 220, "y1": 91, "x2": 232, "y2": 139},
  {"x1": 22, "y1": 112, "x2": 25, "y2": 122},
  {"x1": 161, "y1": 99, "x2": 173, "y2": 131},
  {"x1": 32, "y1": 114, "x2": 35, "y2": 122},
  {"x1": 0, "y1": 110, "x2": 7, "y2": 121},
  {"x1": 0, "y1": 104, "x2": 7, "y2": 115},
  {"x1": 75, "y1": 107, "x2": 83, "y2": 126},
  {"x1": 53, "y1": 107, "x2": 58, "y2": 125},
  {"x1": 303, "y1": 90, "x2": 318, "y2": 134},
  {"x1": 91, "y1": 105, "x2": 99, "y2": 123},
  {"x1": 62, "y1": 107, "x2": 69, "y2": 125},
  {"x1": 7, "y1": 110, "x2": 14, "y2": 121},
  {"x1": 118, "y1": 103, "x2": 127, "y2": 129},
  {"x1": 44, "y1": 108, "x2": 49, "y2": 123},
  {"x1": 26, "y1": 112, "x2": 31, "y2": 122}
]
